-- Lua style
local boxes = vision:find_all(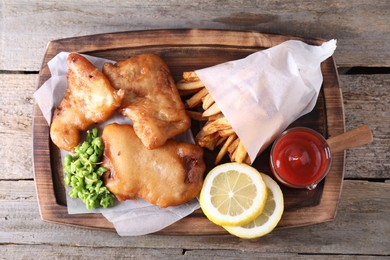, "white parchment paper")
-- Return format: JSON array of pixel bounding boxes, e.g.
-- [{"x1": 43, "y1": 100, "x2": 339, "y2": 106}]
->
[
  {"x1": 33, "y1": 52, "x2": 199, "y2": 236},
  {"x1": 195, "y1": 39, "x2": 337, "y2": 163}
]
